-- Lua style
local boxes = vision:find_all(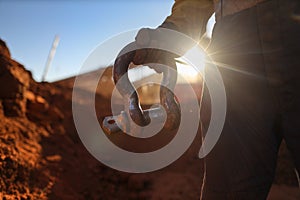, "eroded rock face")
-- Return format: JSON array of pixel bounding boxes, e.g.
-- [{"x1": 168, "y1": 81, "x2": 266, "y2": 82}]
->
[
  {"x1": 0, "y1": 39, "x2": 11, "y2": 58},
  {"x1": 0, "y1": 39, "x2": 67, "y2": 199},
  {"x1": 25, "y1": 90, "x2": 63, "y2": 123},
  {"x1": 0, "y1": 40, "x2": 30, "y2": 117}
]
